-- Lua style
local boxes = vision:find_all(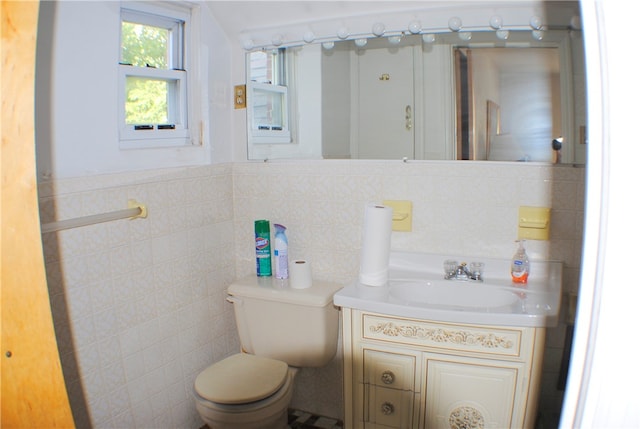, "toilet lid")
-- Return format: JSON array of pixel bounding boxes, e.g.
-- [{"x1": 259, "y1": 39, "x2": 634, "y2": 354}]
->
[{"x1": 195, "y1": 353, "x2": 288, "y2": 404}]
